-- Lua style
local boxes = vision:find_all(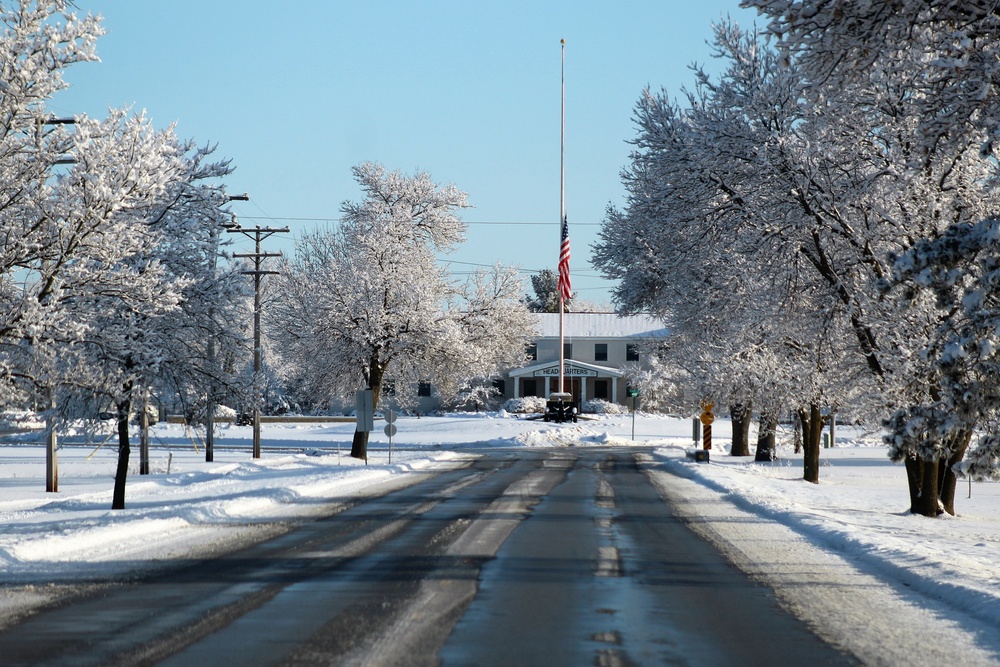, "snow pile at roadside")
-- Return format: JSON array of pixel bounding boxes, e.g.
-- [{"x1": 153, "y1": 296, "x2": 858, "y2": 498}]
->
[
  {"x1": 650, "y1": 442, "x2": 1000, "y2": 632},
  {"x1": 0, "y1": 443, "x2": 469, "y2": 582},
  {"x1": 510, "y1": 424, "x2": 636, "y2": 447},
  {"x1": 494, "y1": 422, "x2": 664, "y2": 448}
]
